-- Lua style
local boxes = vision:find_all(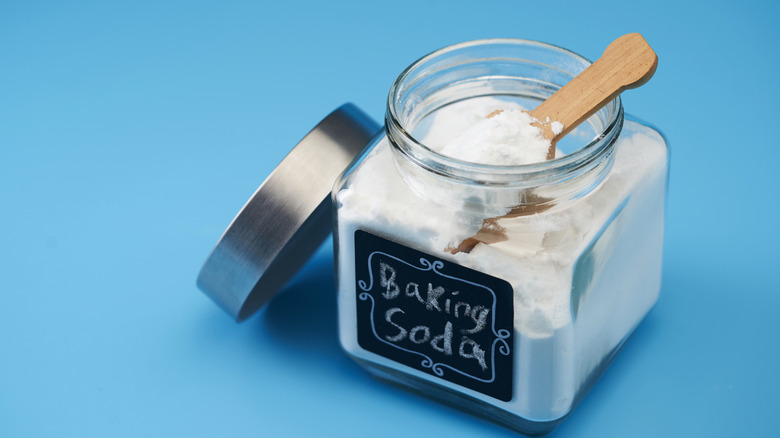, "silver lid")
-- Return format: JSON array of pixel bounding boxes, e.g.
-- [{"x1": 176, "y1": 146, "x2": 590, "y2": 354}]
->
[{"x1": 197, "y1": 103, "x2": 380, "y2": 321}]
